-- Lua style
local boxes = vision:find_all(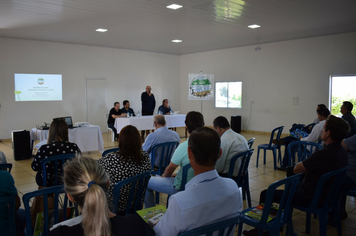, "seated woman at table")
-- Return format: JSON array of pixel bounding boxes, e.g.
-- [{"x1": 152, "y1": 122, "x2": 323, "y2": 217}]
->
[
  {"x1": 49, "y1": 156, "x2": 146, "y2": 236},
  {"x1": 31, "y1": 118, "x2": 81, "y2": 187},
  {"x1": 98, "y1": 125, "x2": 151, "y2": 215},
  {"x1": 158, "y1": 99, "x2": 172, "y2": 115}
]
